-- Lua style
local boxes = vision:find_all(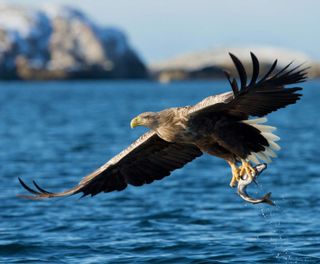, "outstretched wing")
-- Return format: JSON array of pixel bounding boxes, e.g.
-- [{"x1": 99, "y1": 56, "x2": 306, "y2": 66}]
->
[
  {"x1": 19, "y1": 131, "x2": 202, "y2": 199},
  {"x1": 188, "y1": 52, "x2": 308, "y2": 119}
]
